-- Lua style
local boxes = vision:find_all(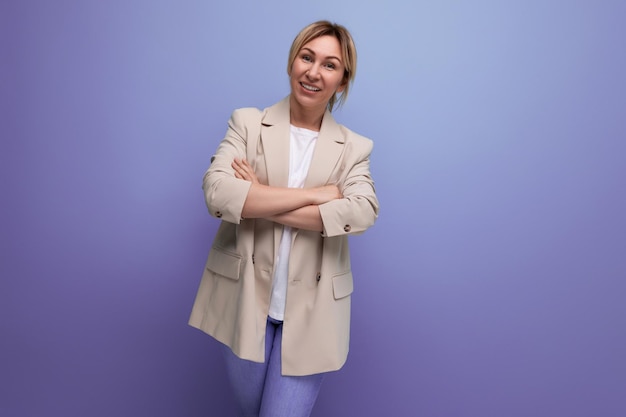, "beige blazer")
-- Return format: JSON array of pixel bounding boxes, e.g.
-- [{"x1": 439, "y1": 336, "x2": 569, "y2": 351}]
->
[{"x1": 188, "y1": 97, "x2": 379, "y2": 376}]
